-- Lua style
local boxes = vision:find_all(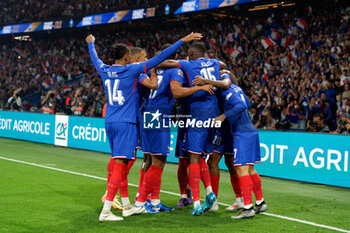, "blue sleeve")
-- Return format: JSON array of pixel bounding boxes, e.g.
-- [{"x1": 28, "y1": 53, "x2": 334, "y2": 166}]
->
[
  {"x1": 137, "y1": 40, "x2": 184, "y2": 74},
  {"x1": 224, "y1": 102, "x2": 246, "y2": 118},
  {"x1": 171, "y1": 68, "x2": 184, "y2": 84},
  {"x1": 88, "y1": 42, "x2": 106, "y2": 72},
  {"x1": 221, "y1": 73, "x2": 230, "y2": 81},
  {"x1": 138, "y1": 73, "x2": 149, "y2": 85}
]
